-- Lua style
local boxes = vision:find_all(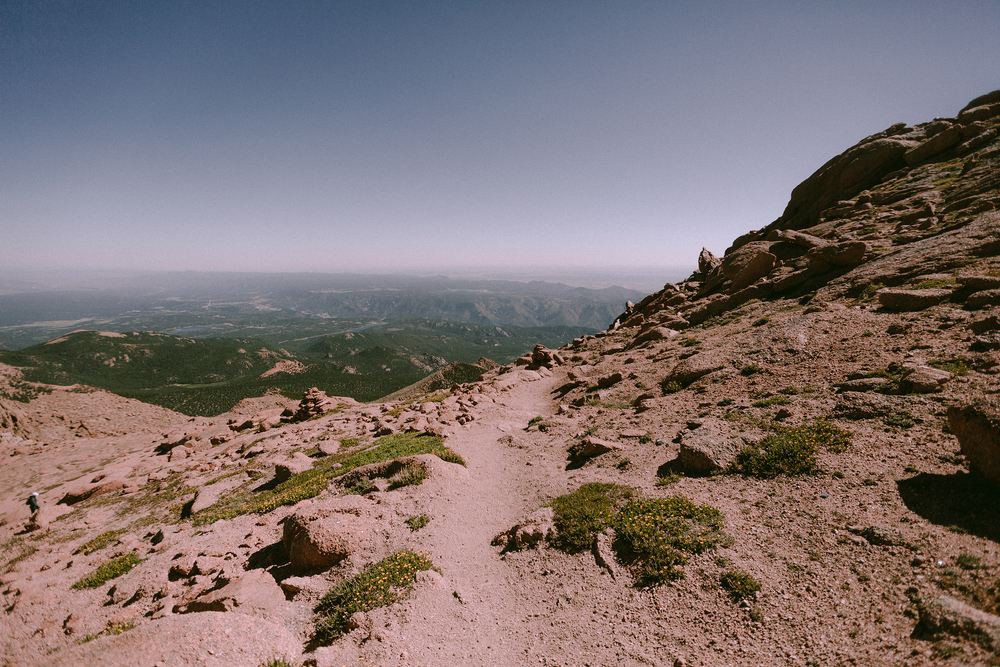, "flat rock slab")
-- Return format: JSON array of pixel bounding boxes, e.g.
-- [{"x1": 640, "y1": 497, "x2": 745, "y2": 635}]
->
[
  {"x1": 40, "y1": 612, "x2": 302, "y2": 667},
  {"x1": 877, "y1": 288, "x2": 951, "y2": 311},
  {"x1": 665, "y1": 352, "x2": 727, "y2": 385}
]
